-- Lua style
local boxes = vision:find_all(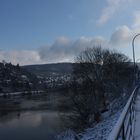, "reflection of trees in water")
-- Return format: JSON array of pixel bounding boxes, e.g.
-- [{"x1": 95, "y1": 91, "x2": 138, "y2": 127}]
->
[
  {"x1": 0, "y1": 111, "x2": 21, "y2": 123},
  {"x1": 0, "y1": 94, "x2": 48, "y2": 117},
  {"x1": 0, "y1": 100, "x2": 21, "y2": 116},
  {"x1": 57, "y1": 95, "x2": 78, "y2": 131},
  {"x1": 0, "y1": 94, "x2": 74, "y2": 140},
  {"x1": 0, "y1": 93, "x2": 64, "y2": 115},
  {"x1": 0, "y1": 98, "x2": 21, "y2": 122},
  {"x1": 0, "y1": 92, "x2": 73, "y2": 130}
]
